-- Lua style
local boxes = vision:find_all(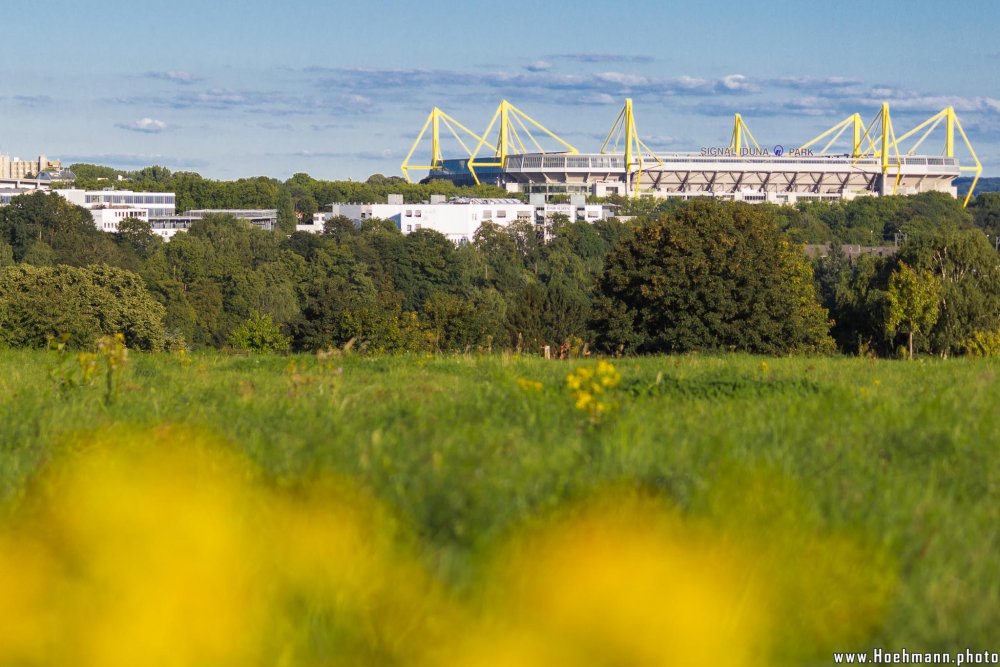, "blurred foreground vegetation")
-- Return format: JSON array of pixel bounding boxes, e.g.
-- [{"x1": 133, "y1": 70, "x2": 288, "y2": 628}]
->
[{"x1": 0, "y1": 351, "x2": 997, "y2": 664}]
